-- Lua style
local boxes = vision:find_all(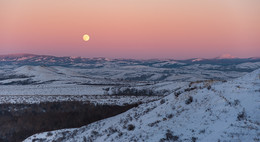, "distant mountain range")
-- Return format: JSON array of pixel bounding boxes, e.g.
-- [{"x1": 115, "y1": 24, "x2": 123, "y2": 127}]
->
[{"x1": 0, "y1": 53, "x2": 259, "y2": 68}]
